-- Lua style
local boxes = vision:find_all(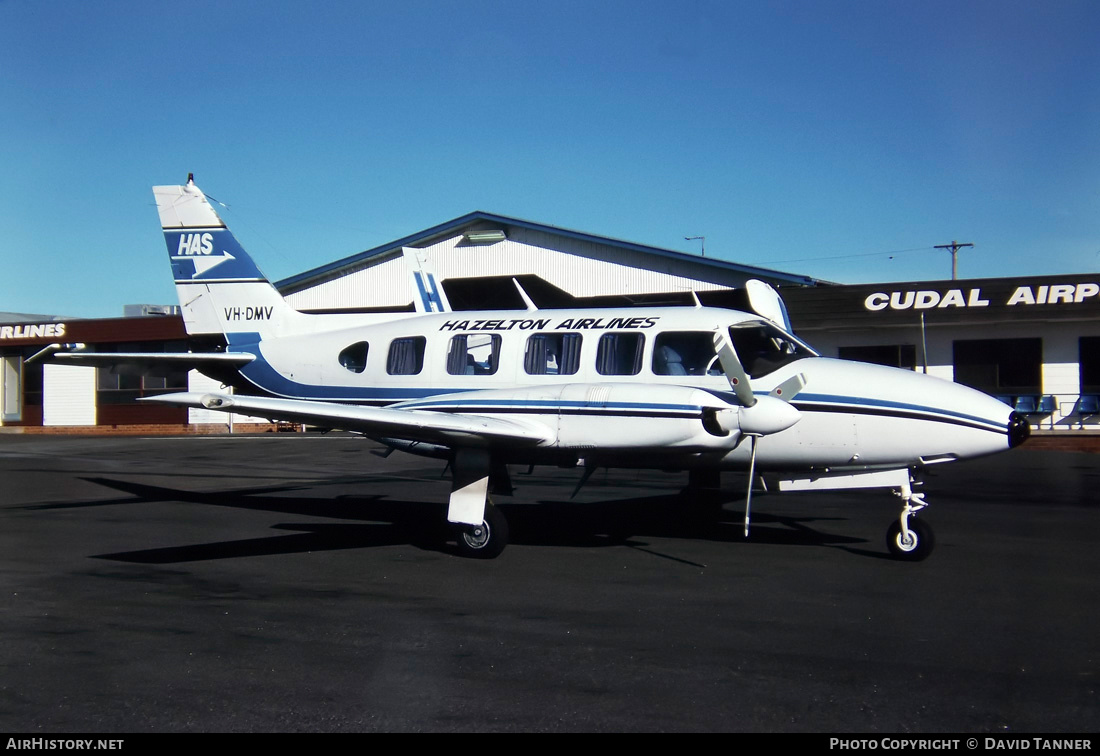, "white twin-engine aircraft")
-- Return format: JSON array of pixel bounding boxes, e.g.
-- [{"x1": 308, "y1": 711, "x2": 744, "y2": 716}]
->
[{"x1": 60, "y1": 179, "x2": 1030, "y2": 560}]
